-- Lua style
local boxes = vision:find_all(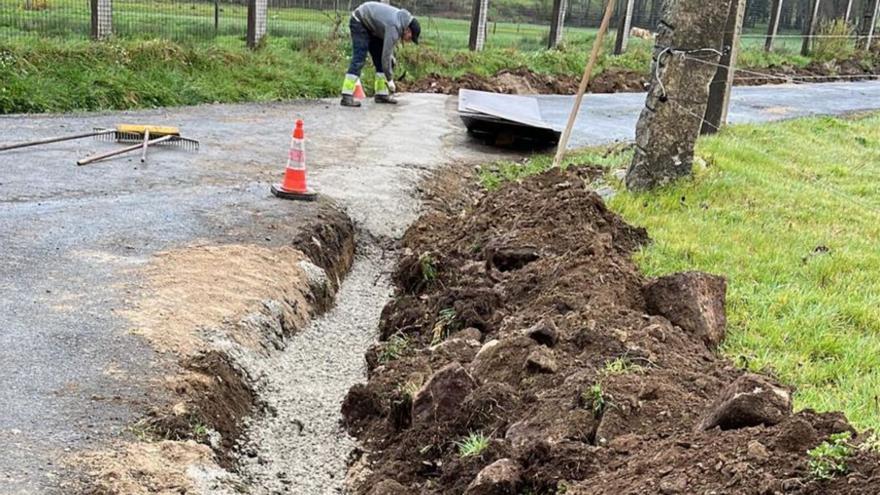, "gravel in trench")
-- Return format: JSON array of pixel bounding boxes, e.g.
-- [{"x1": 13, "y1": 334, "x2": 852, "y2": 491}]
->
[{"x1": 231, "y1": 244, "x2": 393, "y2": 494}]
